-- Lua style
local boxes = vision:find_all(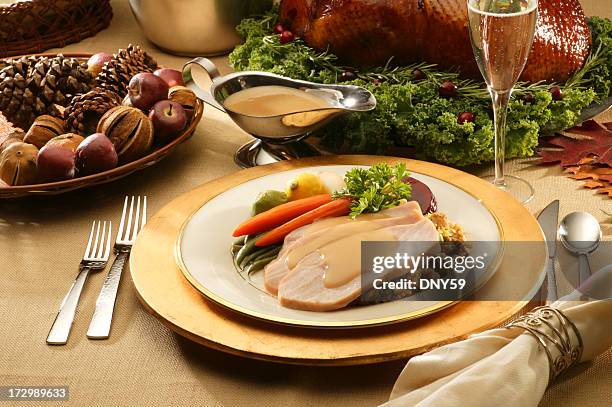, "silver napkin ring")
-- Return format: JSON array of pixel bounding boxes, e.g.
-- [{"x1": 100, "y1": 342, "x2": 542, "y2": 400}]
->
[{"x1": 506, "y1": 306, "x2": 583, "y2": 382}]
